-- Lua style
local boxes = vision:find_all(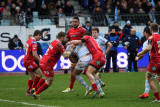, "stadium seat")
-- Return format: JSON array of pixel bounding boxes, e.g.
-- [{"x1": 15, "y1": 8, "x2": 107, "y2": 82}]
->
[
  {"x1": 28, "y1": 22, "x2": 33, "y2": 28},
  {"x1": 42, "y1": 19, "x2": 52, "y2": 25},
  {"x1": 136, "y1": 32, "x2": 141, "y2": 40},
  {"x1": 33, "y1": 11, "x2": 38, "y2": 17},
  {"x1": 1, "y1": 20, "x2": 10, "y2": 26}
]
